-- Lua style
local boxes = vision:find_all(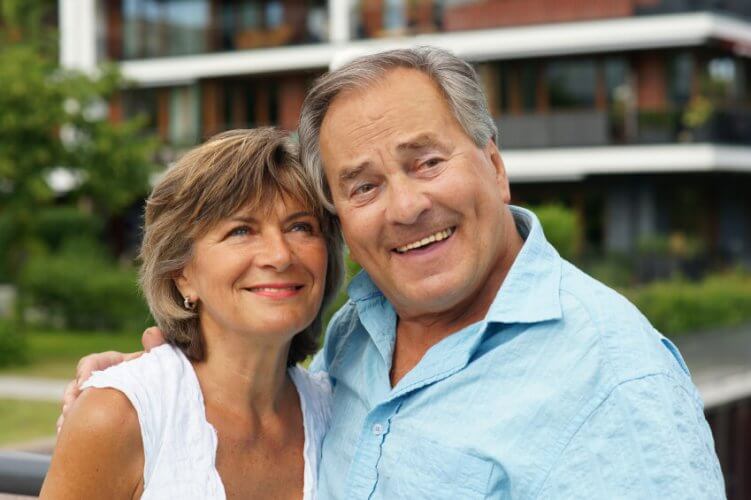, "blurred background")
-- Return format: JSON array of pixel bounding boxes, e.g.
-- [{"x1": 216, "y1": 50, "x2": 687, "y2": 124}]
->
[{"x1": 0, "y1": 0, "x2": 750, "y2": 498}]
